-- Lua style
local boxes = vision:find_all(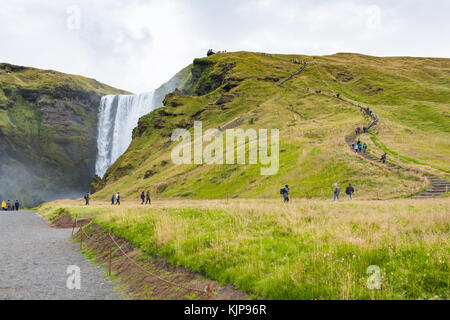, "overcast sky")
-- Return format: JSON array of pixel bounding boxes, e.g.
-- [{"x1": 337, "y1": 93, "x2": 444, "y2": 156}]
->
[{"x1": 1, "y1": 0, "x2": 449, "y2": 93}]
